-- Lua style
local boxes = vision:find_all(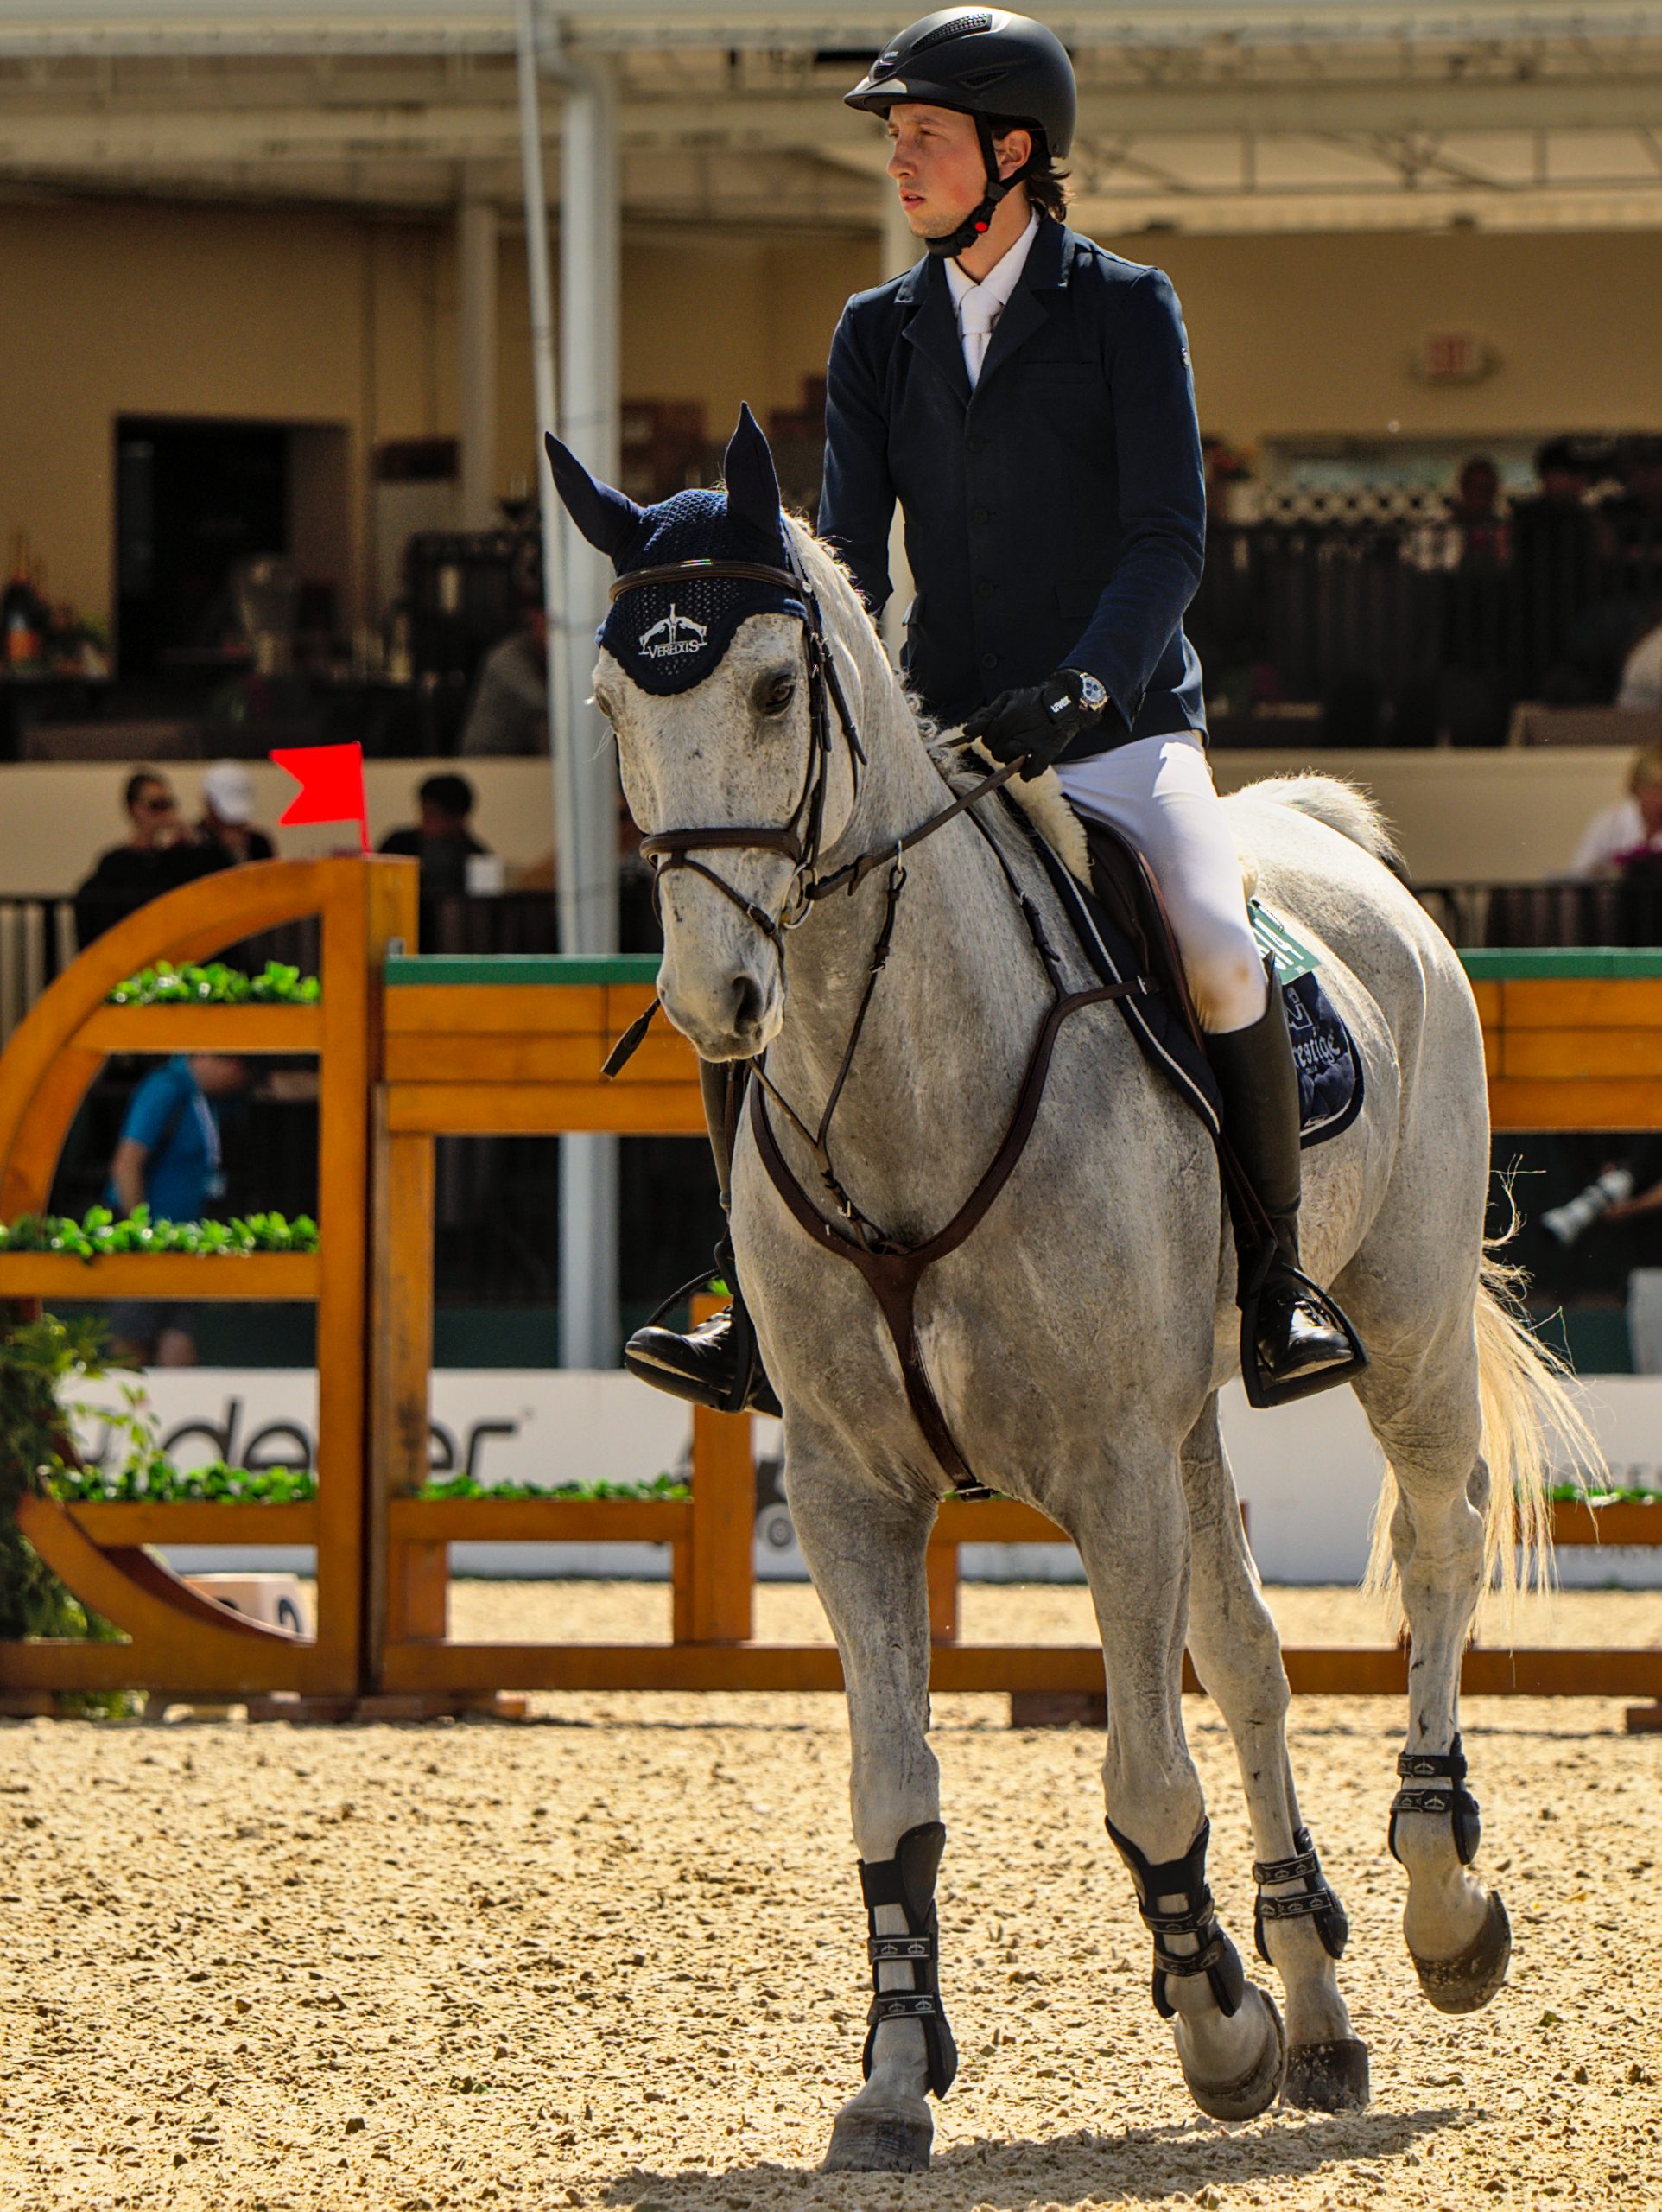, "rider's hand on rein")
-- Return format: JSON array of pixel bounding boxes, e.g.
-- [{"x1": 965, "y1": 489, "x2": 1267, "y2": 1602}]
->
[{"x1": 962, "y1": 668, "x2": 1112, "y2": 781}]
